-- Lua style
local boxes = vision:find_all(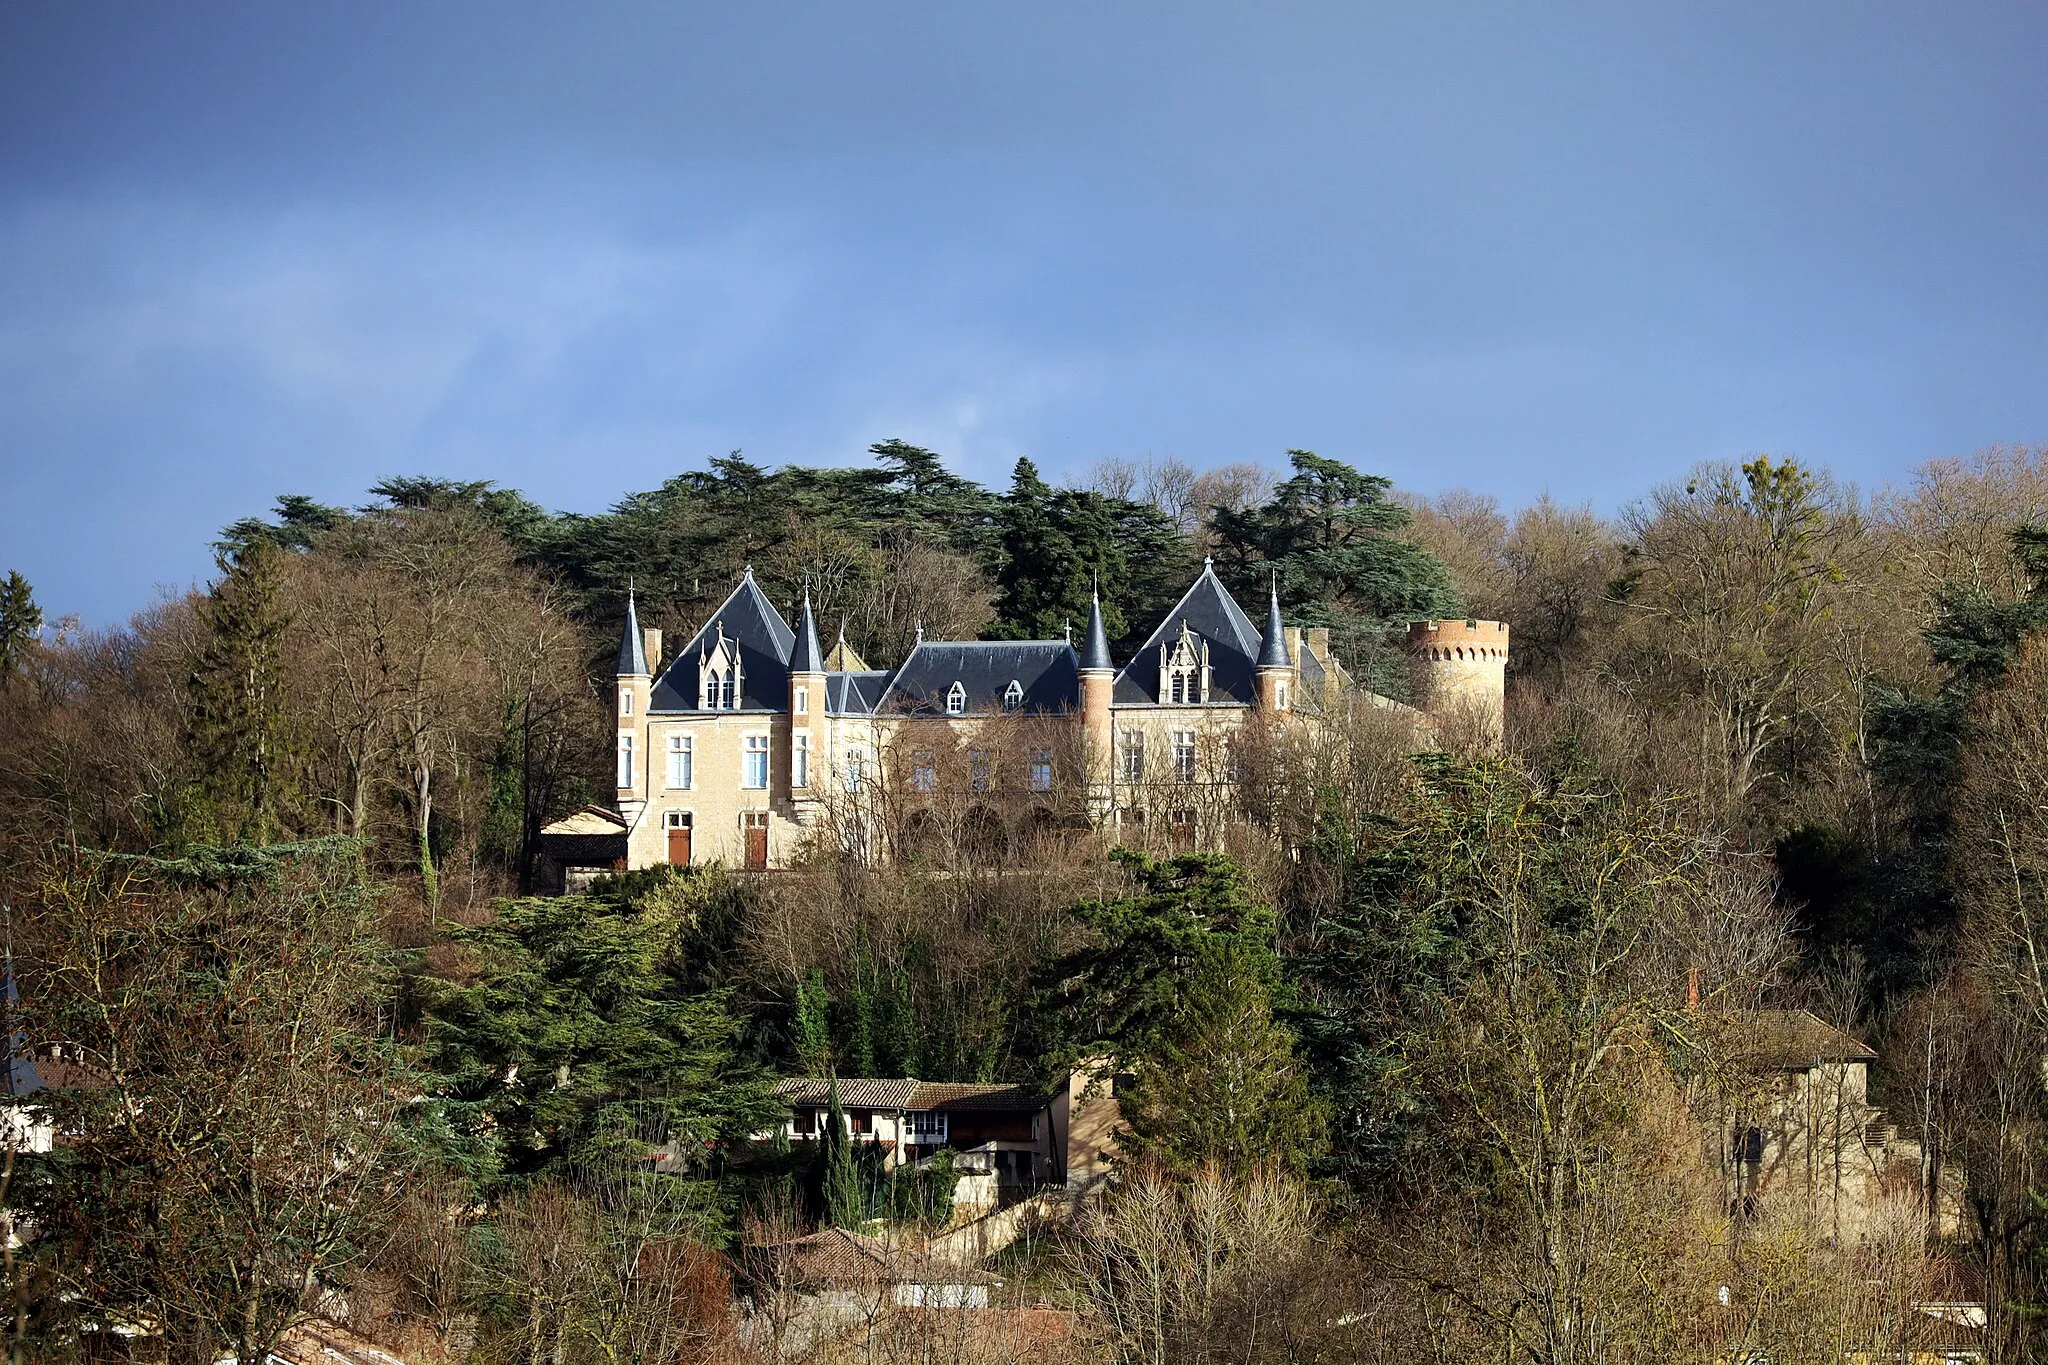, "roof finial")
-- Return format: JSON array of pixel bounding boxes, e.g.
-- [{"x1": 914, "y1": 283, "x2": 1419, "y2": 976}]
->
[
  {"x1": 1063, "y1": 616, "x2": 1072, "y2": 645},
  {"x1": 743, "y1": 562, "x2": 754, "y2": 581},
  {"x1": 1203, "y1": 554, "x2": 1214, "y2": 572}
]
